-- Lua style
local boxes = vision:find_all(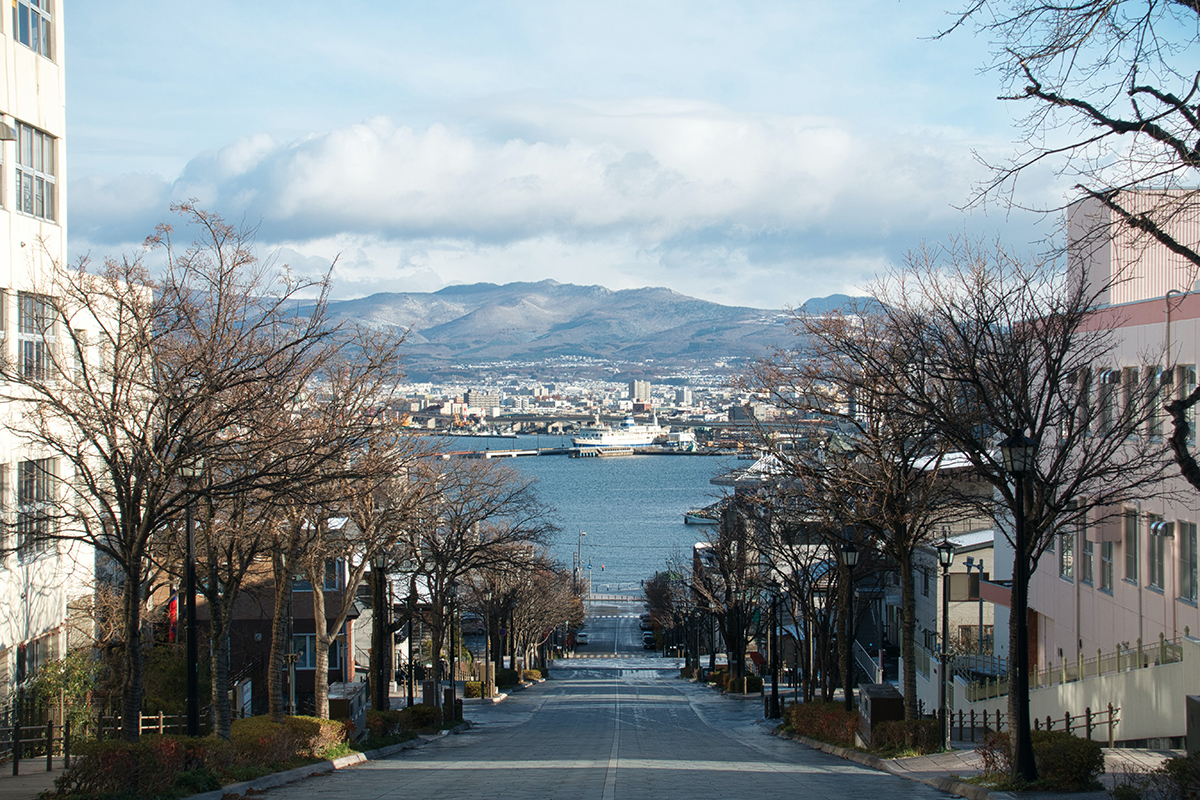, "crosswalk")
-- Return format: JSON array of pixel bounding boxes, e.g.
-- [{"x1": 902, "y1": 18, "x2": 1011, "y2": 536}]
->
[{"x1": 568, "y1": 653, "x2": 659, "y2": 659}]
